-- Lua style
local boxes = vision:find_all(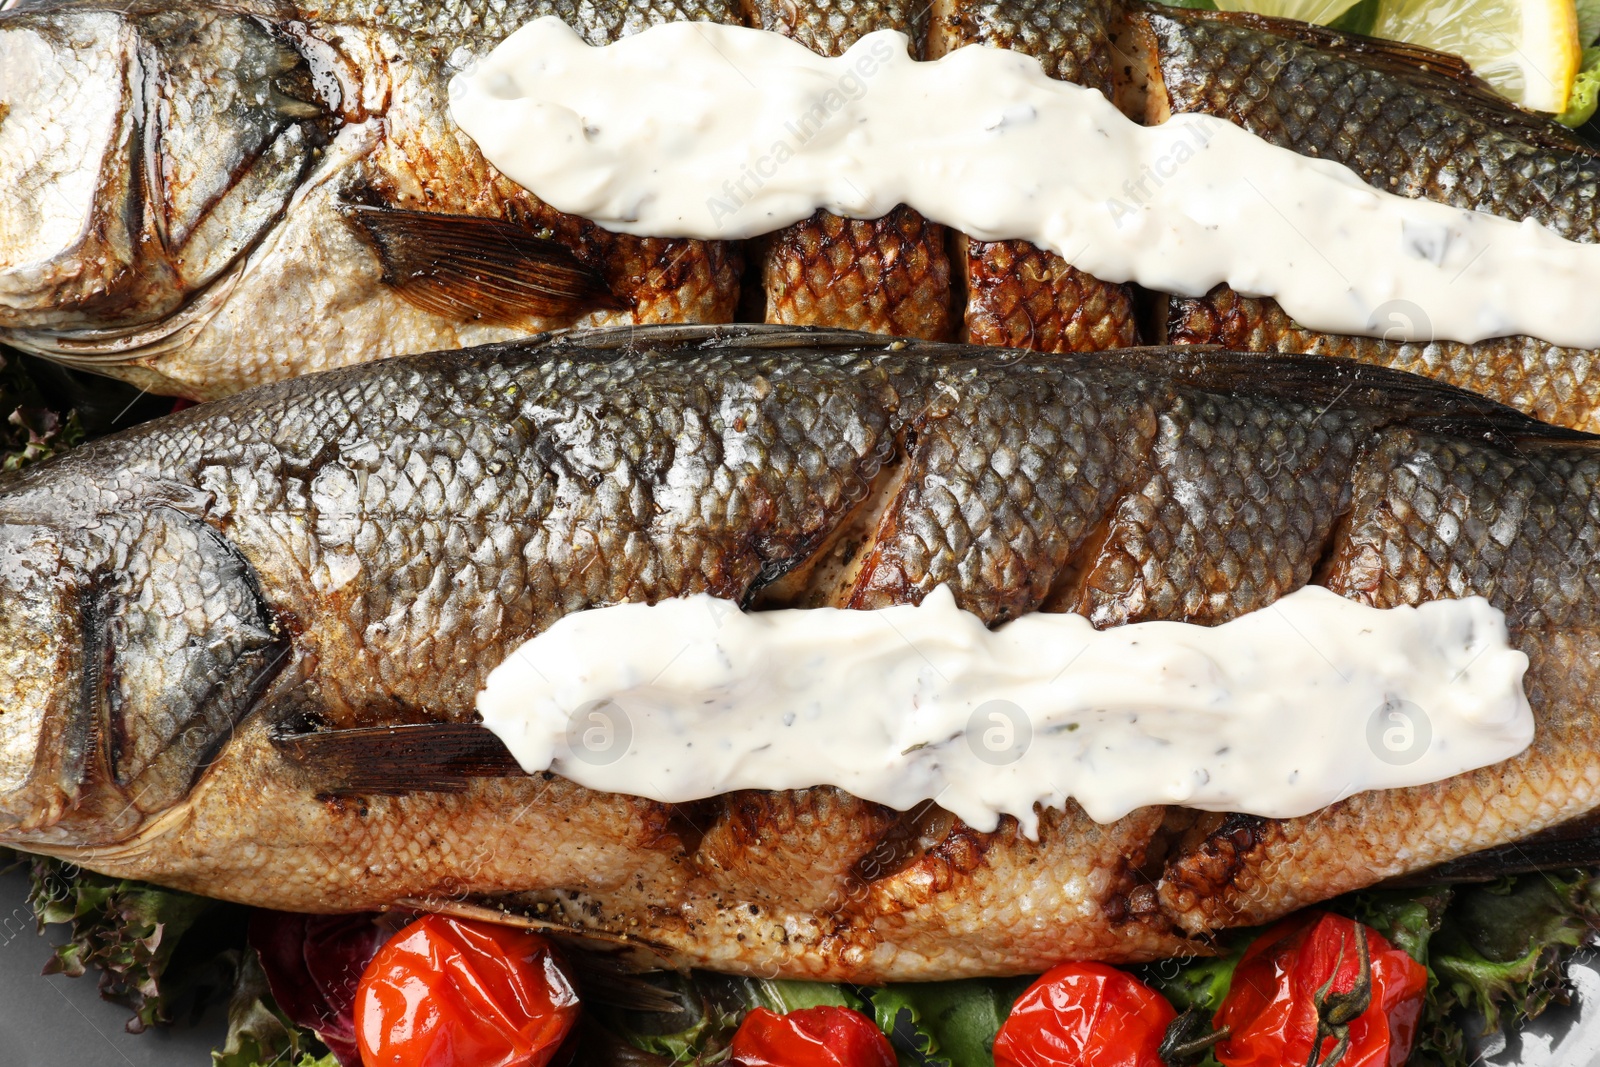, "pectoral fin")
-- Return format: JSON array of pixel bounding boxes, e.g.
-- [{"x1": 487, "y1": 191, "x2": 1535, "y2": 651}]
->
[
  {"x1": 344, "y1": 204, "x2": 624, "y2": 325},
  {"x1": 272, "y1": 721, "x2": 527, "y2": 794}
]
